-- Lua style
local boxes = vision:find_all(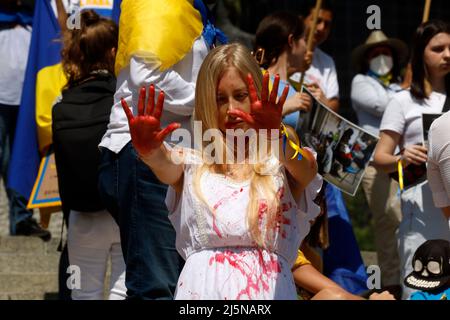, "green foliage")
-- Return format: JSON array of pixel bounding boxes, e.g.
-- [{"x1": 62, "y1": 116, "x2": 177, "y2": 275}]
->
[{"x1": 342, "y1": 187, "x2": 376, "y2": 252}]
